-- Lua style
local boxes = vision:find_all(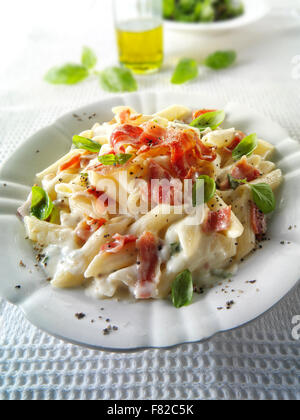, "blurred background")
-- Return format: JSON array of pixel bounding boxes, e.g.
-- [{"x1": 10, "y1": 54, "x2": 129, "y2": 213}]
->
[
  {"x1": 0, "y1": 0, "x2": 300, "y2": 401},
  {"x1": 0, "y1": 0, "x2": 299, "y2": 103}
]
